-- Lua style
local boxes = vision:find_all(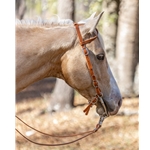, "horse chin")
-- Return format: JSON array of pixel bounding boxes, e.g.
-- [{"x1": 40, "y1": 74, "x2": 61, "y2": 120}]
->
[
  {"x1": 96, "y1": 100, "x2": 119, "y2": 116},
  {"x1": 109, "y1": 106, "x2": 120, "y2": 115}
]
